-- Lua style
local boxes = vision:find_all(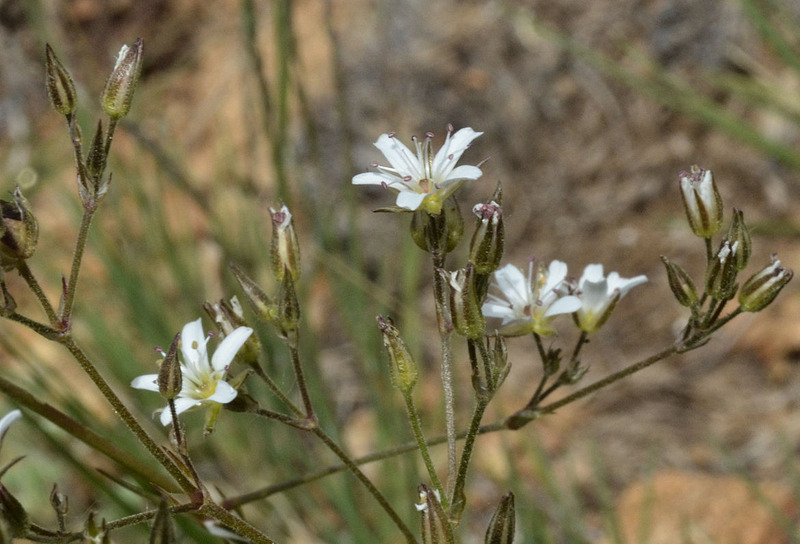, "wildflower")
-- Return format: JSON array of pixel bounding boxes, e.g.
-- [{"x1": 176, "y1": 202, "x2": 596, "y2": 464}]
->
[
  {"x1": 679, "y1": 165, "x2": 723, "y2": 238},
  {"x1": 482, "y1": 260, "x2": 581, "y2": 336},
  {"x1": 131, "y1": 318, "x2": 253, "y2": 426},
  {"x1": 574, "y1": 264, "x2": 647, "y2": 333},
  {"x1": 352, "y1": 125, "x2": 483, "y2": 214}
]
